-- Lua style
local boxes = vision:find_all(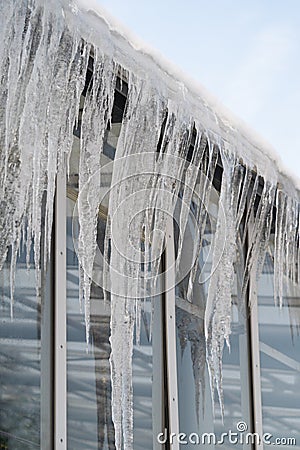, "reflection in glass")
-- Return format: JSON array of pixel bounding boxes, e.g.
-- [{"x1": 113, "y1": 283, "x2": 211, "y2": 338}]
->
[
  {"x1": 258, "y1": 247, "x2": 300, "y2": 447},
  {"x1": 67, "y1": 76, "x2": 163, "y2": 448},
  {"x1": 175, "y1": 185, "x2": 251, "y2": 449},
  {"x1": 66, "y1": 201, "x2": 161, "y2": 449},
  {"x1": 0, "y1": 243, "x2": 51, "y2": 449}
]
